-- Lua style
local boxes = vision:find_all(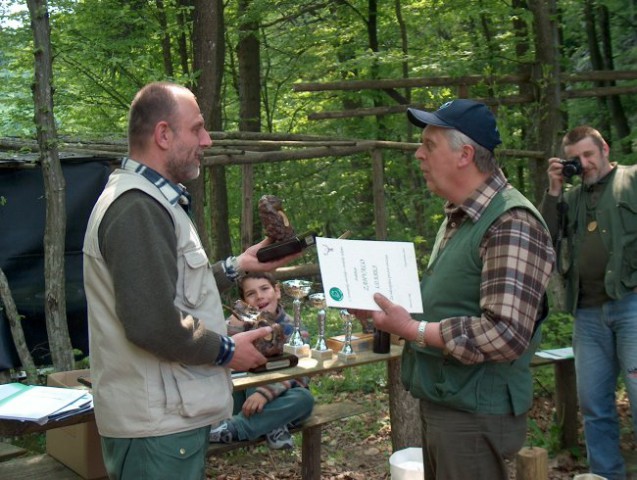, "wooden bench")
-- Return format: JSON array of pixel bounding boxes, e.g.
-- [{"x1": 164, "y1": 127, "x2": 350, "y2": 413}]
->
[
  {"x1": 531, "y1": 349, "x2": 578, "y2": 450},
  {"x1": 207, "y1": 401, "x2": 369, "y2": 480}
]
